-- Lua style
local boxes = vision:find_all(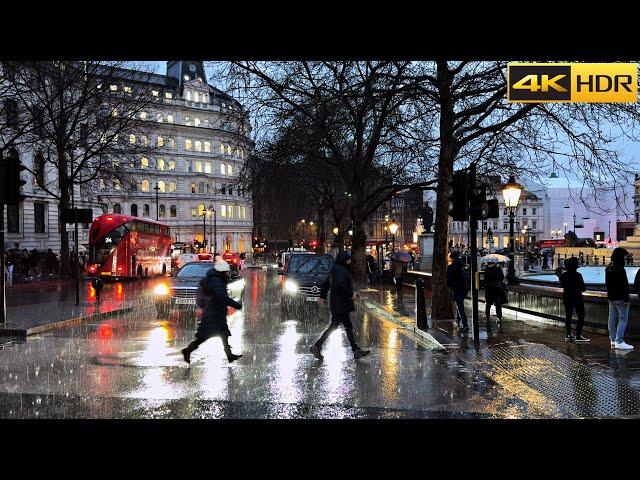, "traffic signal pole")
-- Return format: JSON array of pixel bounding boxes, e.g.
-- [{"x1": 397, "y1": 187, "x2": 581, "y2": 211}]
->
[
  {"x1": 0, "y1": 204, "x2": 6, "y2": 324},
  {"x1": 468, "y1": 163, "x2": 481, "y2": 342}
]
